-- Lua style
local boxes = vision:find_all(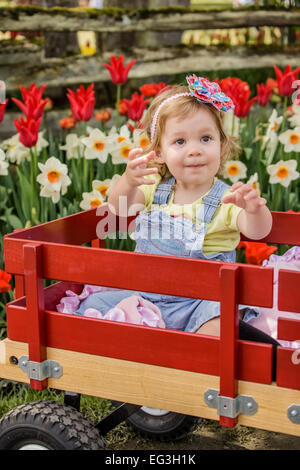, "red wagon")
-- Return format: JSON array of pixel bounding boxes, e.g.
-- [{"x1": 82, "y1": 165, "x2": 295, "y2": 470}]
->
[{"x1": 0, "y1": 206, "x2": 299, "y2": 450}]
